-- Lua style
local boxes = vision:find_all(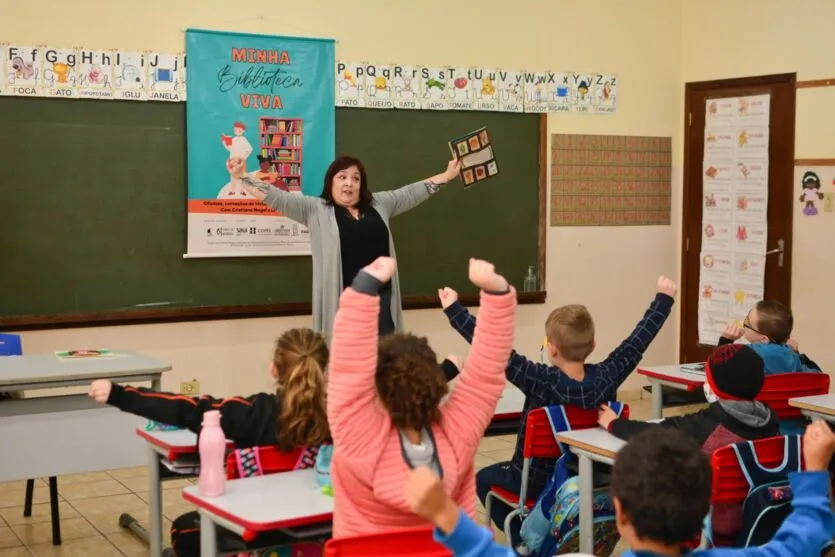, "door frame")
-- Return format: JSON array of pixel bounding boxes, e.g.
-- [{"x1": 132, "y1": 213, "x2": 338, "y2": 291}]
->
[{"x1": 679, "y1": 73, "x2": 797, "y2": 363}]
